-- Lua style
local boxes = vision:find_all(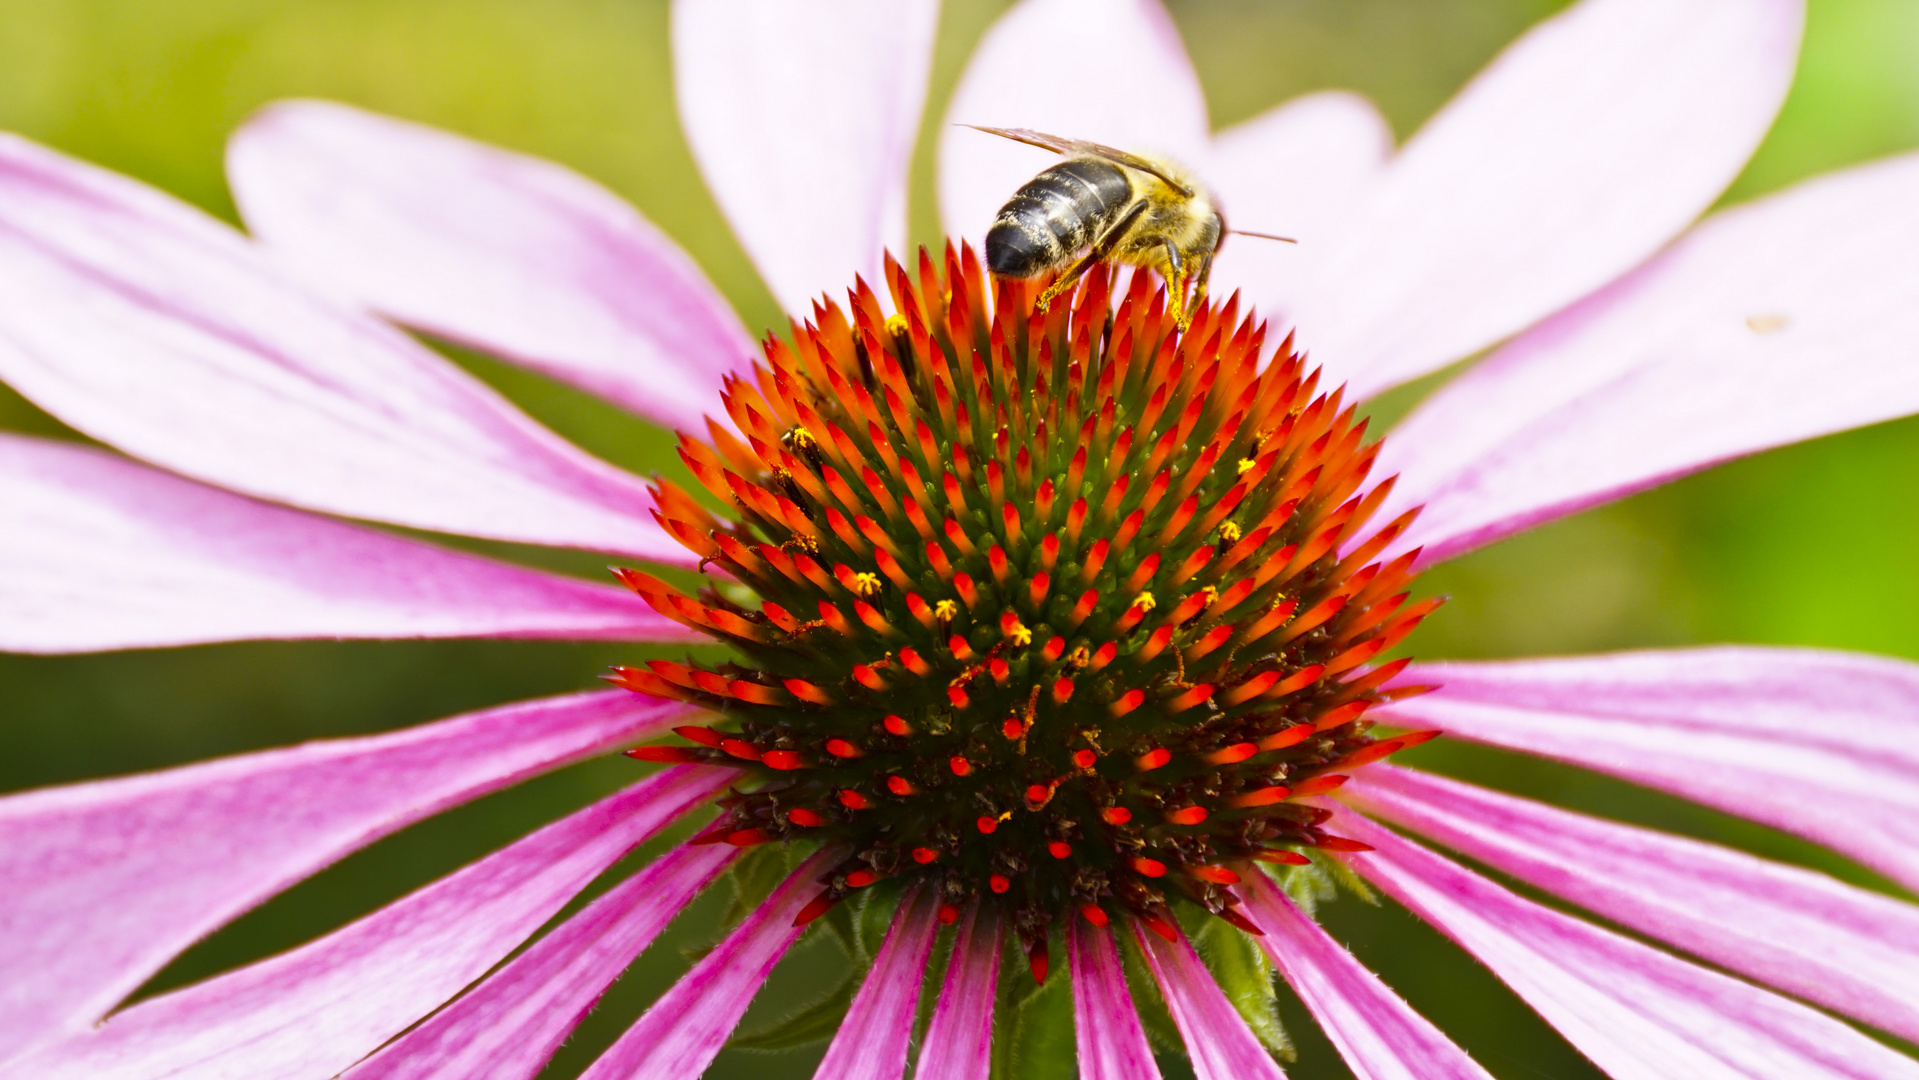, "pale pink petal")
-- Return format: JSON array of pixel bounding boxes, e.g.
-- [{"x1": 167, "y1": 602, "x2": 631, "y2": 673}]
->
[
  {"x1": 1345, "y1": 765, "x2": 1919, "y2": 1044},
  {"x1": 0, "y1": 133, "x2": 680, "y2": 560},
  {"x1": 1068, "y1": 917, "x2": 1163, "y2": 1080},
  {"x1": 343, "y1": 841, "x2": 738, "y2": 1080},
  {"x1": 227, "y1": 100, "x2": 756, "y2": 433},
  {"x1": 578, "y1": 848, "x2": 844, "y2": 1080},
  {"x1": 9, "y1": 768, "x2": 731, "y2": 1080},
  {"x1": 0, "y1": 688, "x2": 695, "y2": 1063},
  {"x1": 1133, "y1": 920, "x2": 1287, "y2": 1080},
  {"x1": 1237, "y1": 872, "x2": 1492, "y2": 1080},
  {"x1": 915, "y1": 903, "x2": 1002, "y2": 1080},
  {"x1": 939, "y1": 0, "x2": 1209, "y2": 246},
  {"x1": 1, "y1": 434, "x2": 698, "y2": 653},
  {"x1": 1375, "y1": 149, "x2": 1919, "y2": 564},
  {"x1": 1297, "y1": 0, "x2": 1803, "y2": 397},
  {"x1": 1337, "y1": 813, "x2": 1919, "y2": 1080},
  {"x1": 1206, "y1": 91, "x2": 1393, "y2": 331},
  {"x1": 673, "y1": 0, "x2": 937, "y2": 313},
  {"x1": 1381, "y1": 647, "x2": 1919, "y2": 892},
  {"x1": 812, "y1": 888, "x2": 941, "y2": 1080}
]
